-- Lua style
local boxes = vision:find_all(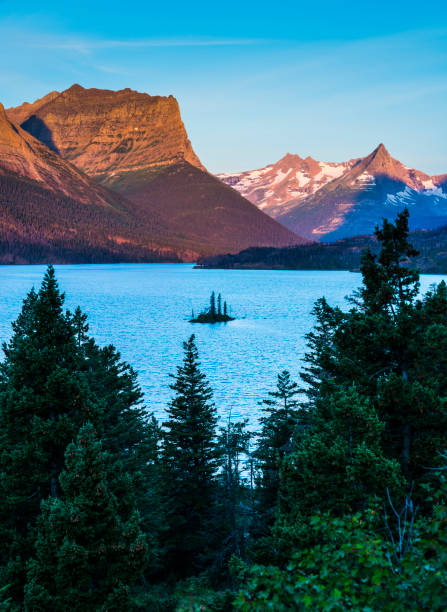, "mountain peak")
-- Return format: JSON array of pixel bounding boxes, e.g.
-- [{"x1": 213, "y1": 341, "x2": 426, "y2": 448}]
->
[
  {"x1": 360, "y1": 142, "x2": 399, "y2": 176},
  {"x1": 65, "y1": 83, "x2": 85, "y2": 94},
  {"x1": 372, "y1": 143, "x2": 390, "y2": 158},
  {"x1": 0, "y1": 102, "x2": 6, "y2": 121},
  {"x1": 277, "y1": 152, "x2": 304, "y2": 165}
]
